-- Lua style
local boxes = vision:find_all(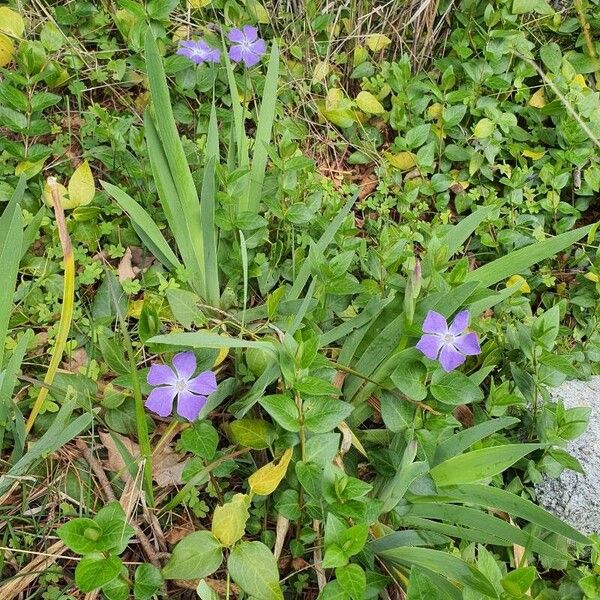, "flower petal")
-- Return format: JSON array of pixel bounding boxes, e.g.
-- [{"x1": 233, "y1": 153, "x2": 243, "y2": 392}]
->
[
  {"x1": 416, "y1": 334, "x2": 444, "y2": 360},
  {"x1": 176, "y1": 390, "x2": 207, "y2": 422},
  {"x1": 453, "y1": 332, "x2": 481, "y2": 356},
  {"x1": 242, "y1": 25, "x2": 258, "y2": 42},
  {"x1": 449, "y1": 310, "x2": 470, "y2": 335},
  {"x1": 439, "y1": 344, "x2": 466, "y2": 372},
  {"x1": 173, "y1": 351, "x2": 197, "y2": 380},
  {"x1": 145, "y1": 386, "x2": 177, "y2": 417},
  {"x1": 242, "y1": 50, "x2": 261, "y2": 67},
  {"x1": 147, "y1": 364, "x2": 177, "y2": 386},
  {"x1": 228, "y1": 28, "x2": 245, "y2": 43},
  {"x1": 188, "y1": 370, "x2": 217, "y2": 396},
  {"x1": 228, "y1": 45, "x2": 245, "y2": 63},
  {"x1": 422, "y1": 310, "x2": 448, "y2": 335},
  {"x1": 206, "y1": 46, "x2": 221, "y2": 62}
]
